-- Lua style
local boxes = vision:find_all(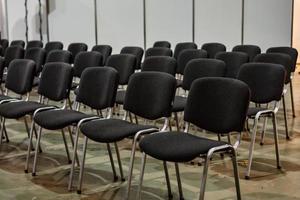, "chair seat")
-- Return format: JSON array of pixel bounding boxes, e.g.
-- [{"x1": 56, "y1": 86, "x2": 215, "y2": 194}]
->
[
  {"x1": 139, "y1": 131, "x2": 227, "y2": 162},
  {"x1": 34, "y1": 109, "x2": 92, "y2": 130},
  {"x1": 115, "y1": 90, "x2": 126, "y2": 105},
  {"x1": 176, "y1": 79, "x2": 182, "y2": 88},
  {"x1": 33, "y1": 77, "x2": 40, "y2": 87},
  {"x1": 247, "y1": 107, "x2": 269, "y2": 117},
  {"x1": 172, "y1": 96, "x2": 187, "y2": 112},
  {"x1": 80, "y1": 118, "x2": 156, "y2": 143},
  {"x1": 0, "y1": 101, "x2": 48, "y2": 119}
]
